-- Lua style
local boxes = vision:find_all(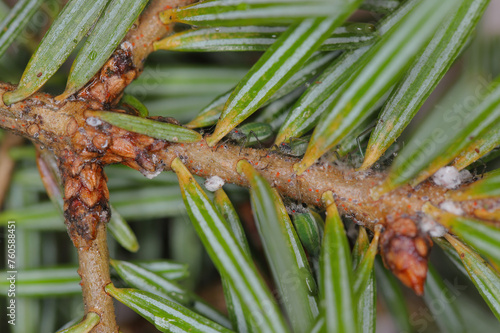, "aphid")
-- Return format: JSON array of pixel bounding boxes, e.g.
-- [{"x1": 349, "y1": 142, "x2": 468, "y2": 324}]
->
[
  {"x1": 228, "y1": 122, "x2": 273, "y2": 147},
  {"x1": 278, "y1": 136, "x2": 310, "y2": 157}
]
